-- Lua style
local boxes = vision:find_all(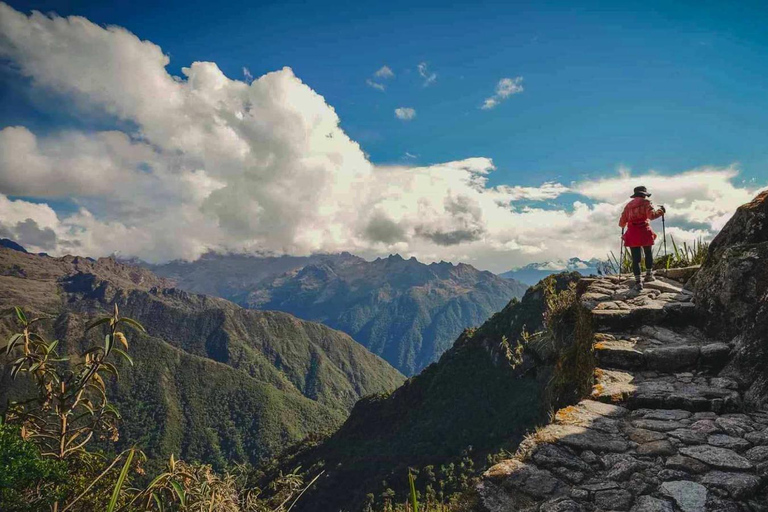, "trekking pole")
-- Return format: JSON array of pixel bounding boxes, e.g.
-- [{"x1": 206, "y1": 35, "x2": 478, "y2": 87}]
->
[
  {"x1": 662, "y1": 214, "x2": 667, "y2": 258},
  {"x1": 620, "y1": 227, "x2": 625, "y2": 275}
]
